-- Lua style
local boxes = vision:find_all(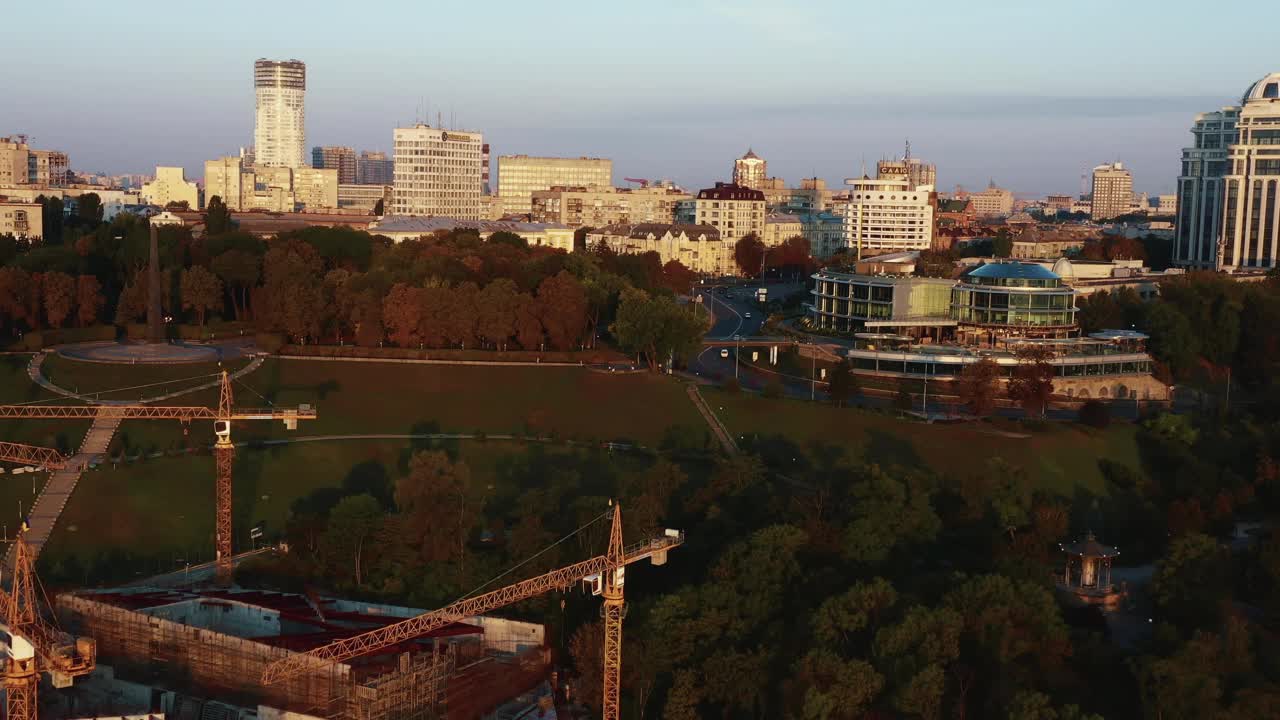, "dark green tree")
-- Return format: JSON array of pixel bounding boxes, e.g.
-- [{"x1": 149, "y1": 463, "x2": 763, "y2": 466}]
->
[{"x1": 205, "y1": 195, "x2": 234, "y2": 235}]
